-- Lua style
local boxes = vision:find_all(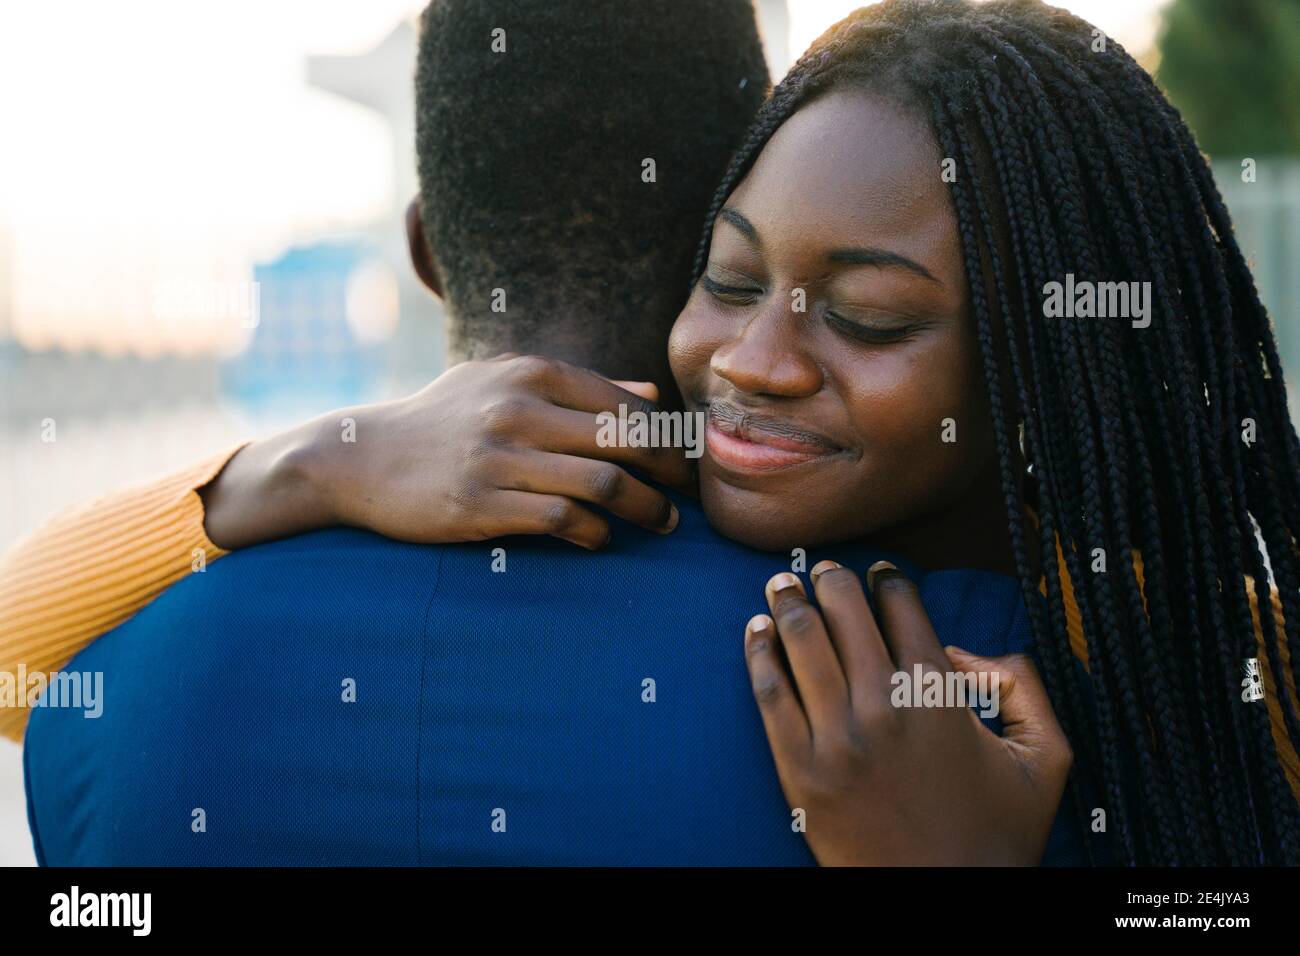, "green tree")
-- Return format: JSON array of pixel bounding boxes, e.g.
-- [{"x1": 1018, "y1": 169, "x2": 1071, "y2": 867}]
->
[{"x1": 1156, "y1": 0, "x2": 1300, "y2": 155}]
